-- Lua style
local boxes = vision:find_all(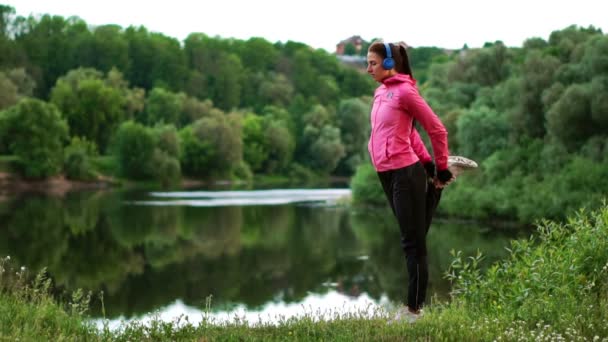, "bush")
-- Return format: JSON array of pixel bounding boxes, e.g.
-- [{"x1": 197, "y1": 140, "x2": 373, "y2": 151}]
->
[
  {"x1": 112, "y1": 121, "x2": 155, "y2": 179},
  {"x1": 350, "y1": 163, "x2": 386, "y2": 206},
  {"x1": 445, "y1": 203, "x2": 608, "y2": 338},
  {"x1": 0, "y1": 98, "x2": 68, "y2": 179},
  {"x1": 64, "y1": 137, "x2": 98, "y2": 181},
  {"x1": 151, "y1": 148, "x2": 181, "y2": 188}
]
